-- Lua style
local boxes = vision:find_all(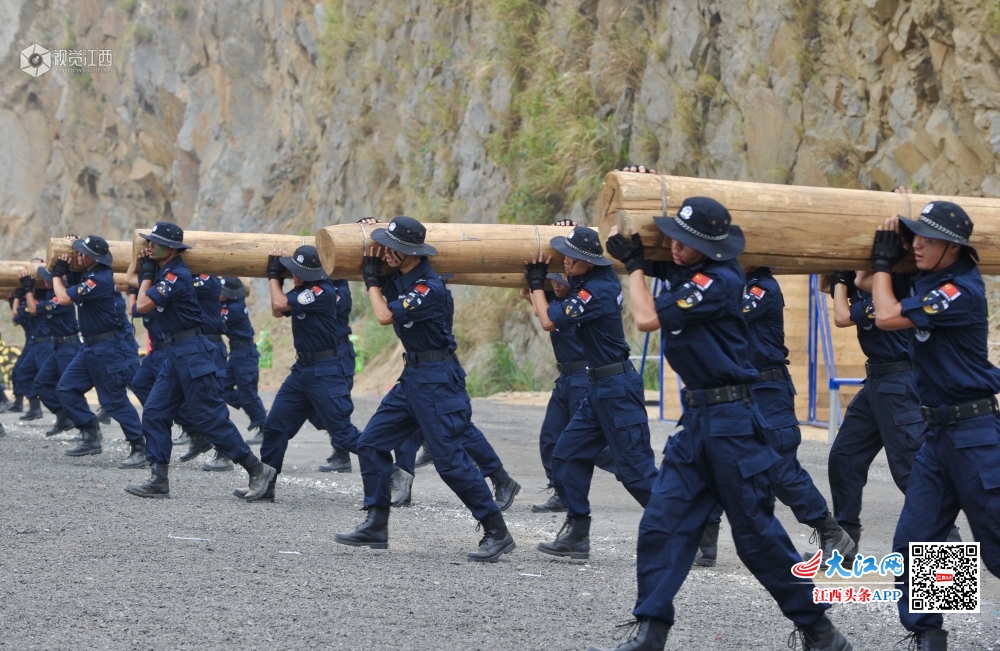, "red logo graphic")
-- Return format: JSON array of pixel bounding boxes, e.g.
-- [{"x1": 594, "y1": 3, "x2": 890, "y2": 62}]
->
[
  {"x1": 793, "y1": 550, "x2": 823, "y2": 579},
  {"x1": 414, "y1": 283, "x2": 430, "y2": 295},
  {"x1": 577, "y1": 289, "x2": 593, "y2": 303},
  {"x1": 749, "y1": 285, "x2": 765, "y2": 299},
  {"x1": 691, "y1": 273, "x2": 714, "y2": 290},
  {"x1": 938, "y1": 283, "x2": 960, "y2": 300},
  {"x1": 164, "y1": 272, "x2": 177, "y2": 283},
  {"x1": 85, "y1": 278, "x2": 96, "y2": 288},
  {"x1": 311, "y1": 285, "x2": 324, "y2": 296},
  {"x1": 935, "y1": 570, "x2": 954, "y2": 585}
]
